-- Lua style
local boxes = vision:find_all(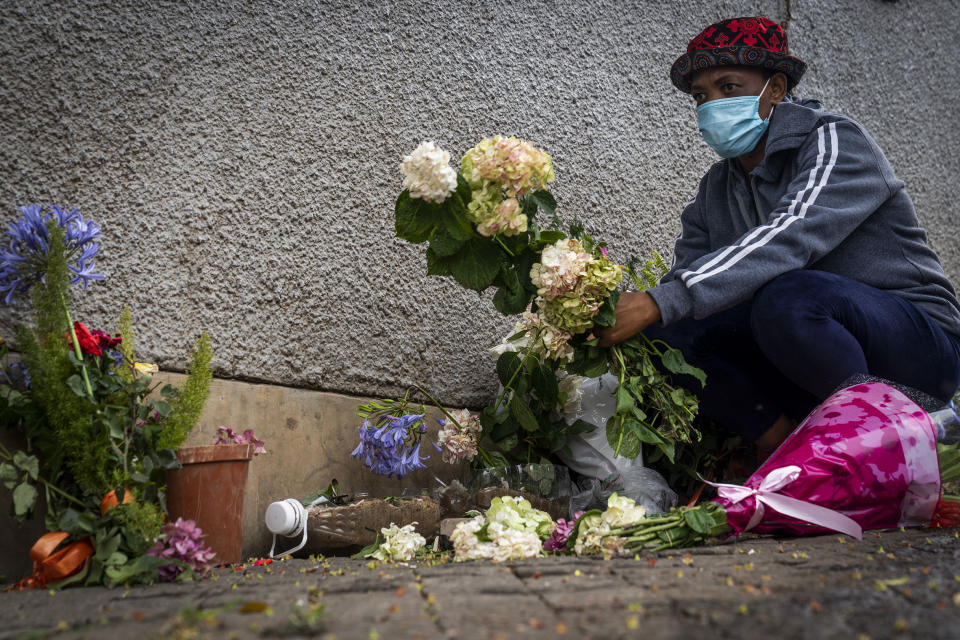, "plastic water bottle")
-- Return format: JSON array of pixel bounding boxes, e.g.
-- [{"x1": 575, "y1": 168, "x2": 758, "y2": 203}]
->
[{"x1": 264, "y1": 498, "x2": 309, "y2": 559}]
